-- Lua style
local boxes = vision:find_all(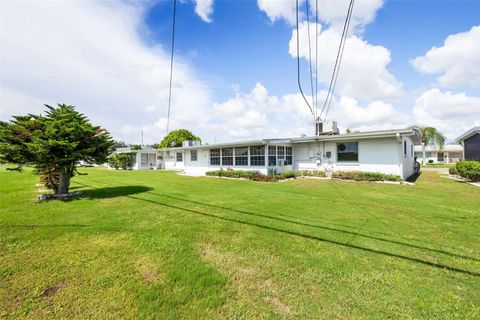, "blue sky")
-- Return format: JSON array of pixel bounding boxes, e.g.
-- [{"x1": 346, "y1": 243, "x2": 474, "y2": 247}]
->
[{"x1": 1, "y1": 0, "x2": 480, "y2": 143}]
